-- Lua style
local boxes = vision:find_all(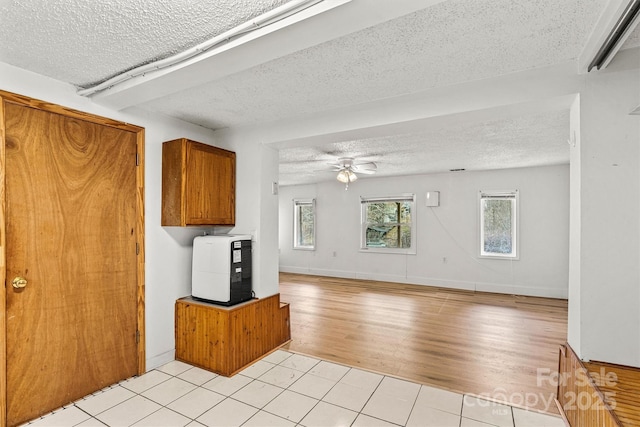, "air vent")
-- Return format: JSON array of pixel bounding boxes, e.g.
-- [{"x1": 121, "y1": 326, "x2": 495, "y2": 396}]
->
[{"x1": 449, "y1": 168, "x2": 466, "y2": 172}]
